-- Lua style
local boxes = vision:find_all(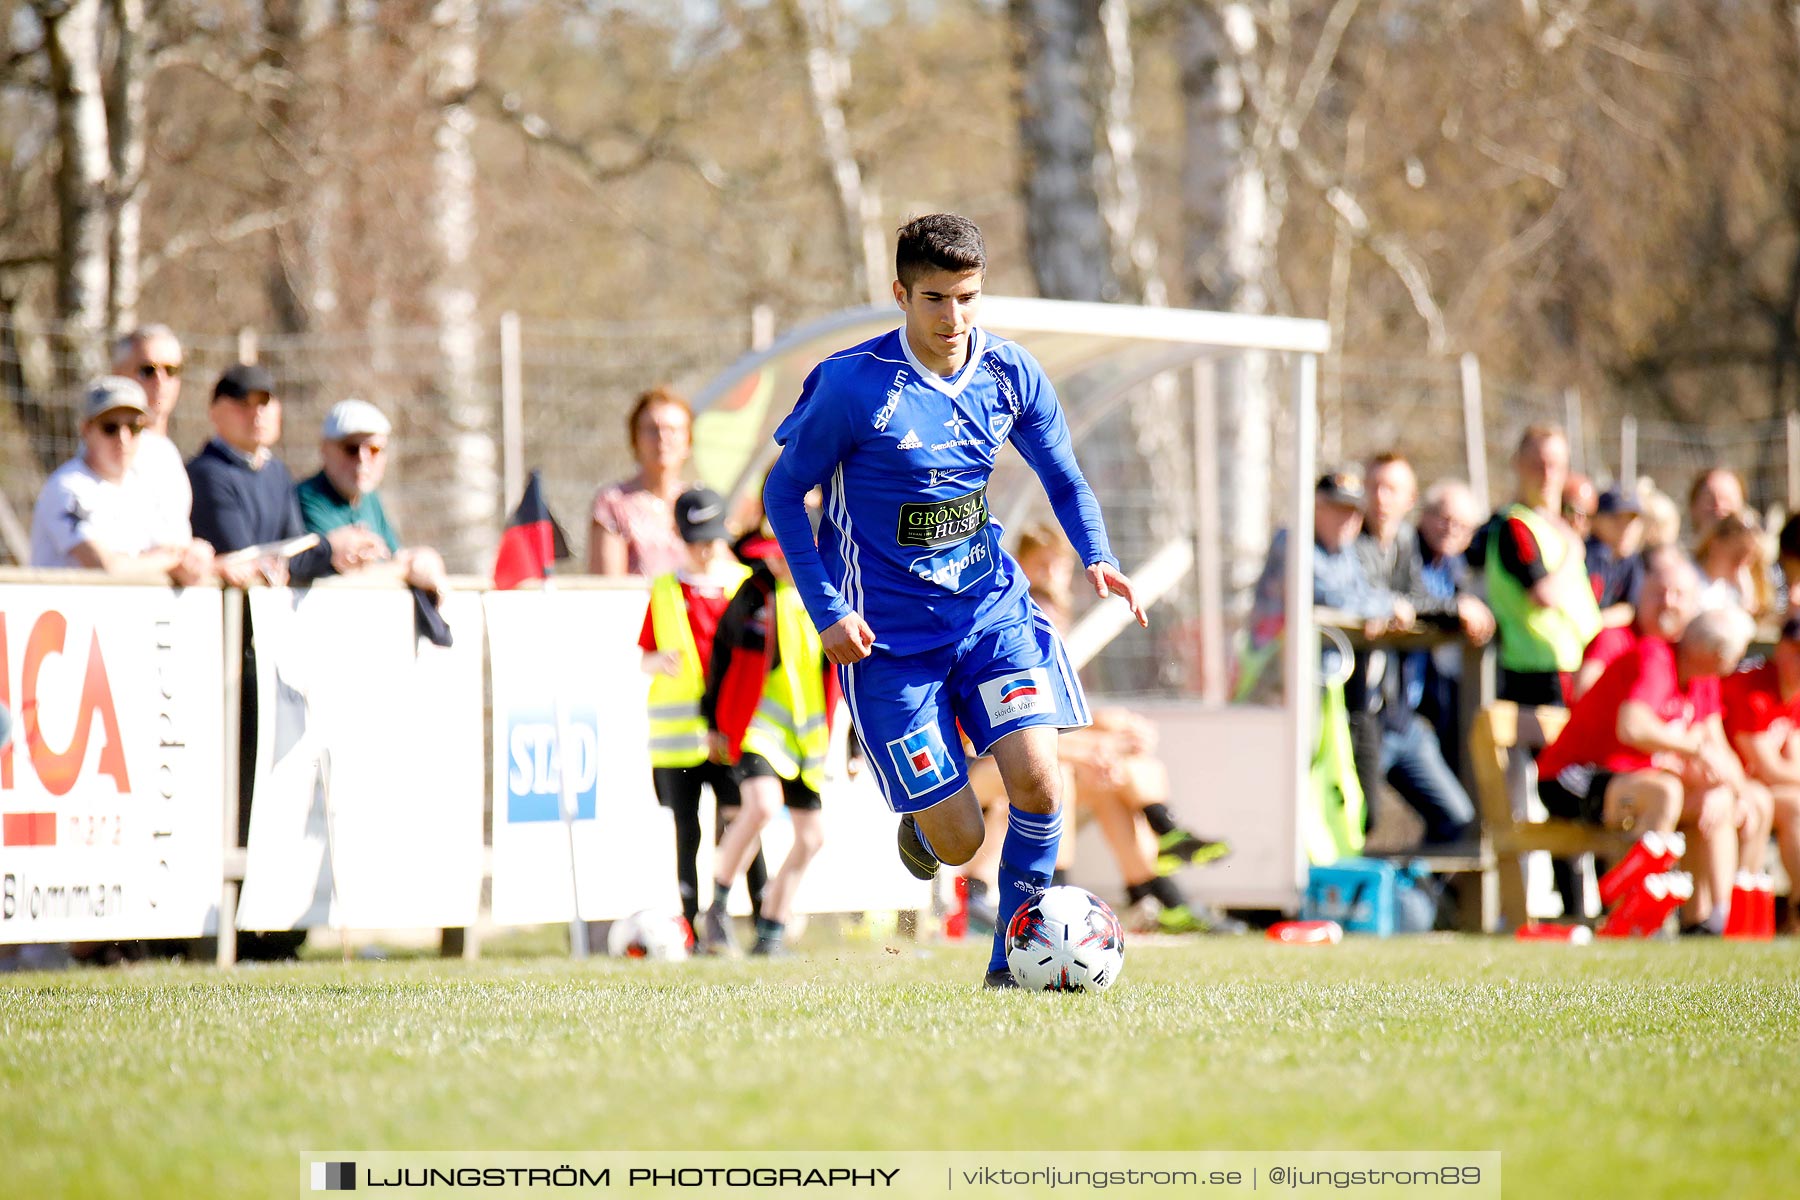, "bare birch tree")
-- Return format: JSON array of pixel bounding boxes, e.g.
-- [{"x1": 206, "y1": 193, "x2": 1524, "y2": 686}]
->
[
  {"x1": 263, "y1": 0, "x2": 338, "y2": 336},
  {"x1": 1181, "y1": 1, "x2": 1273, "y2": 600},
  {"x1": 34, "y1": 0, "x2": 110, "y2": 374},
  {"x1": 781, "y1": 0, "x2": 888, "y2": 306},
  {"x1": 104, "y1": 0, "x2": 148, "y2": 333},
  {"x1": 427, "y1": 0, "x2": 497, "y2": 570},
  {"x1": 1010, "y1": 0, "x2": 1110, "y2": 301}
]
